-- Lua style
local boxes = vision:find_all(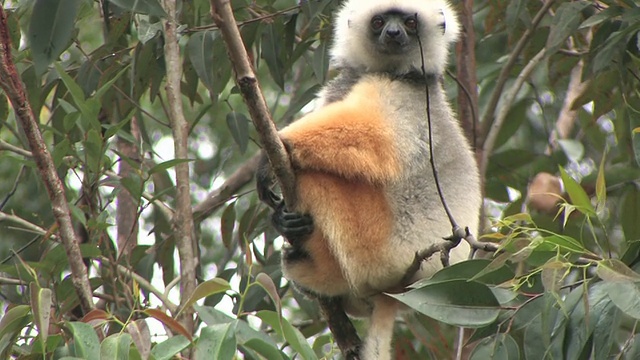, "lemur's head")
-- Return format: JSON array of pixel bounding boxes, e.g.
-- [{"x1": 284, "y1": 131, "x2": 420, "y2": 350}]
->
[{"x1": 330, "y1": 0, "x2": 460, "y2": 75}]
